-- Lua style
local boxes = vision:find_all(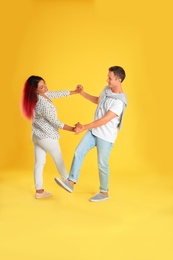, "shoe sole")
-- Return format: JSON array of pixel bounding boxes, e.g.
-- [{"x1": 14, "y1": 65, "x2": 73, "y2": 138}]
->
[
  {"x1": 89, "y1": 197, "x2": 109, "y2": 202},
  {"x1": 54, "y1": 178, "x2": 73, "y2": 193},
  {"x1": 35, "y1": 194, "x2": 52, "y2": 199}
]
